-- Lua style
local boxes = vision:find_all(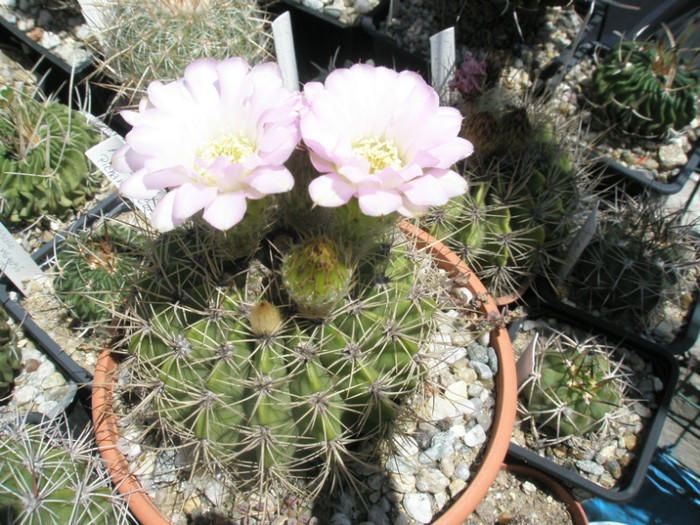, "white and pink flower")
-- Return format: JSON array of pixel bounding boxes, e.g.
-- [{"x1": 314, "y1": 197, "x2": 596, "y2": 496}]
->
[
  {"x1": 300, "y1": 64, "x2": 473, "y2": 217},
  {"x1": 114, "y1": 57, "x2": 301, "y2": 232}
]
